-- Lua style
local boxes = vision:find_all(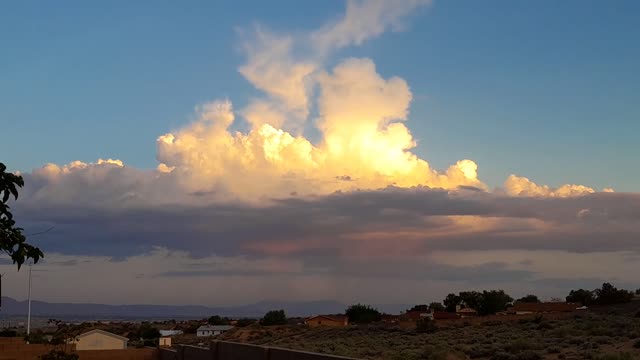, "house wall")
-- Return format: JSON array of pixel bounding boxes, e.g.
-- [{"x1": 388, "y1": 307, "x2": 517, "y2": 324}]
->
[
  {"x1": 75, "y1": 332, "x2": 127, "y2": 350},
  {"x1": 0, "y1": 339, "x2": 154, "y2": 360}
]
